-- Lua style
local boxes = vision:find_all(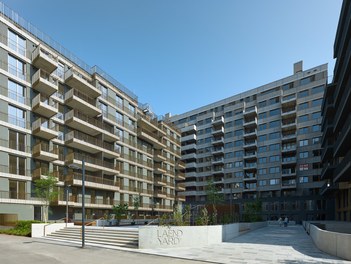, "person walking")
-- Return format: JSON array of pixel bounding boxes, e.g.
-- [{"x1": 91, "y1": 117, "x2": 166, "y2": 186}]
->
[
  {"x1": 284, "y1": 217, "x2": 288, "y2": 227},
  {"x1": 278, "y1": 217, "x2": 283, "y2": 227}
]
